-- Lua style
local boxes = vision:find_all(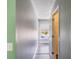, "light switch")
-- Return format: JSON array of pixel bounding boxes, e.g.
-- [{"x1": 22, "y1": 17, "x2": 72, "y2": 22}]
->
[{"x1": 7, "y1": 43, "x2": 13, "y2": 51}]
